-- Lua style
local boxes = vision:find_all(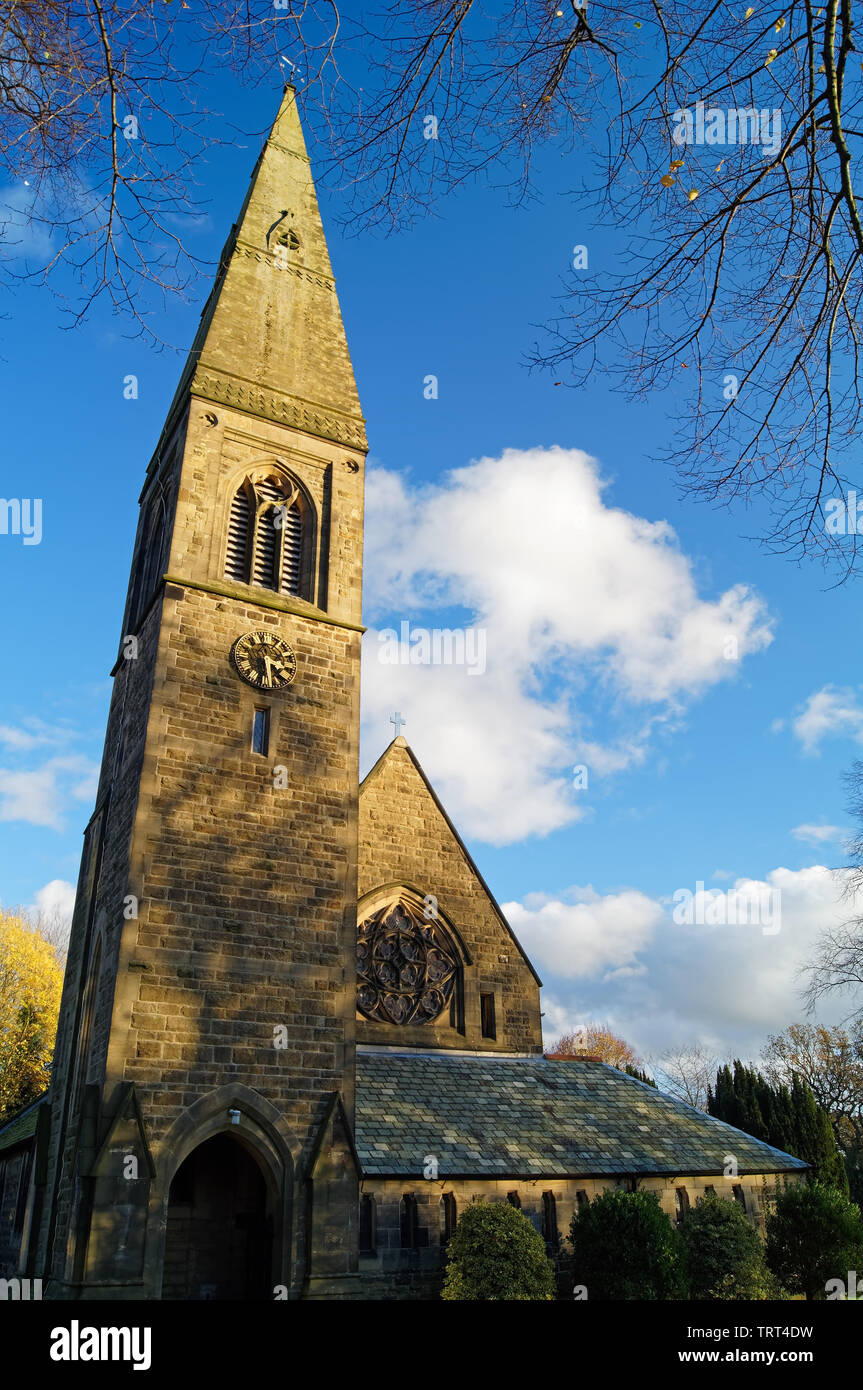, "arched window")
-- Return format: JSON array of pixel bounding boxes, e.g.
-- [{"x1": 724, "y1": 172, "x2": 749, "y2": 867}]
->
[
  {"x1": 506, "y1": 1190, "x2": 521, "y2": 1209},
  {"x1": 71, "y1": 938, "x2": 102, "y2": 1121},
  {"x1": 129, "y1": 486, "x2": 171, "y2": 629},
  {"x1": 439, "y1": 1193, "x2": 457, "y2": 1246},
  {"x1": 541, "y1": 1192, "x2": 559, "y2": 1251},
  {"x1": 225, "y1": 474, "x2": 307, "y2": 597},
  {"x1": 400, "y1": 1194, "x2": 419, "y2": 1249},
  {"x1": 359, "y1": 1194, "x2": 376, "y2": 1255}
]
